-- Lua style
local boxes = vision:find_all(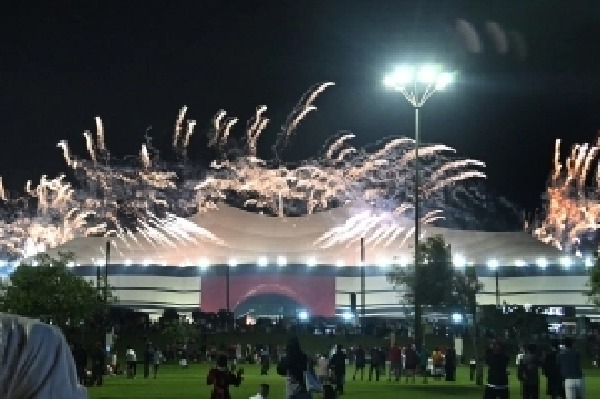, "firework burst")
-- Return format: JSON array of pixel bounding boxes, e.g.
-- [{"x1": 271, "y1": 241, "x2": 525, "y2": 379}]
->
[
  {"x1": 530, "y1": 138, "x2": 600, "y2": 252},
  {"x1": 0, "y1": 82, "x2": 489, "y2": 259}
]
